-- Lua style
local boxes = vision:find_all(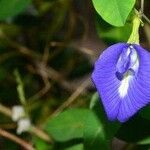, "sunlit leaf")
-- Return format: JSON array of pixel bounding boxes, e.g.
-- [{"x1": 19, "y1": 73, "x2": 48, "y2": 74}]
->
[
  {"x1": 96, "y1": 20, "x2": 132, "y2": 43},
  {"x1": 92, "y1": 0, "x2": 136, "y2": 26},
  {"x1": 84, "y1": 93, "x2": 120, "y2": 150},
  {"x1": 44, "y1": 108, "x2": 90, "y2": 142},
  {"x1": 138, "y1": 137, "x2": 150, "y2": 145},
  {"x1": 33, "y1": 137, "x2": 51, "y2": 150},
  {"x1": 0, "y1": 0, "x2": 31, "y2": 20},
  {"x1": 84, "y1": 110, "x2": 109, "y2": 150},
  {"x1": 65, "y1": 144, "x2": 83, "y2": 150}
]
